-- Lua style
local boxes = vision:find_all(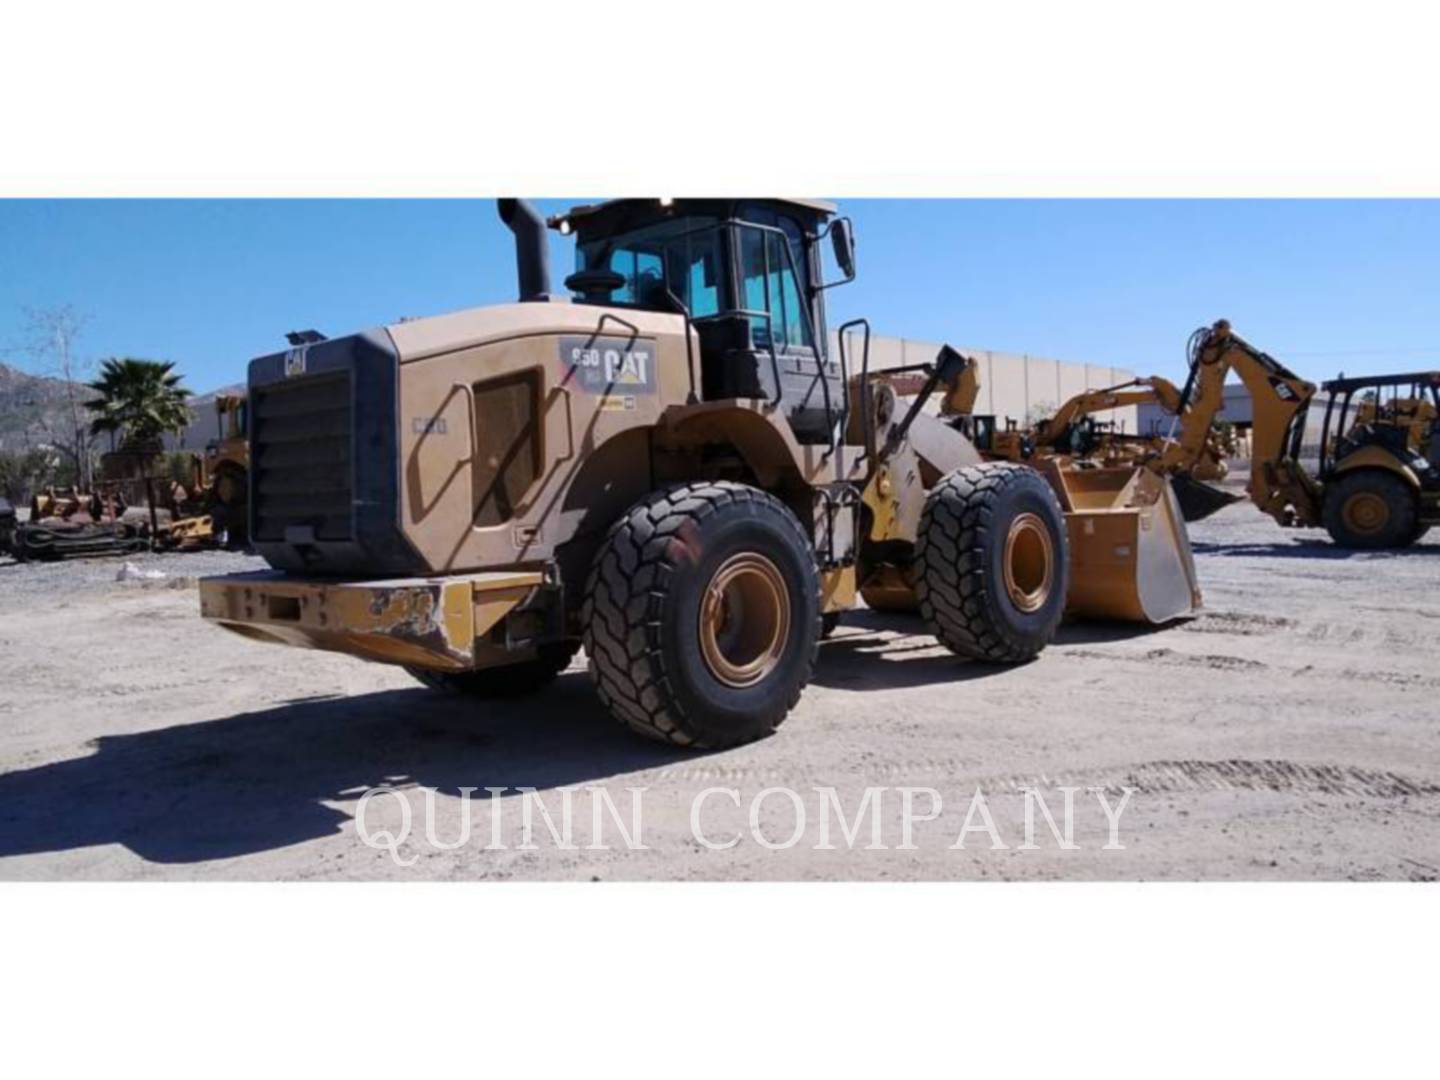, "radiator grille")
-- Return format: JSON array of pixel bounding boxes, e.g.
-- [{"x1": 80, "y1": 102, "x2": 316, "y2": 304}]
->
[{"x1": 251, "y1": 372, "x2": 353, "y2": 542}]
